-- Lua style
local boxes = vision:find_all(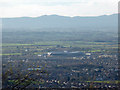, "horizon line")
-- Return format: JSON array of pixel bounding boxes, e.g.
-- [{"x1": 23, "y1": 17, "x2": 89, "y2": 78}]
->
[{"x1": 1, "y1": 13, "x2": 118, "y2": 18}]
